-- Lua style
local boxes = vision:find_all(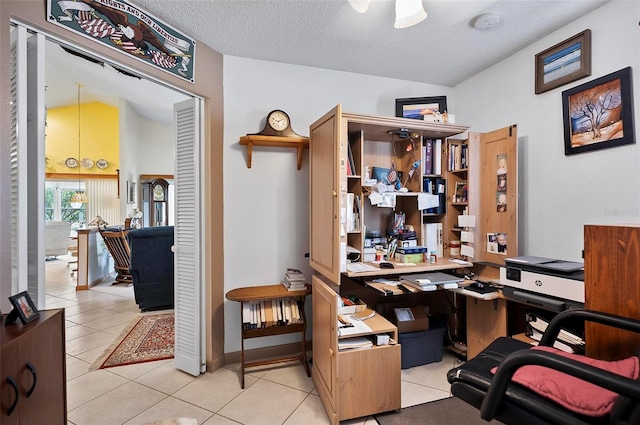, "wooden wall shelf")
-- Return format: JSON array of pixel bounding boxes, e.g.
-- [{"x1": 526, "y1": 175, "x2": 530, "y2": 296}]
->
[{"x1": 239, "y1": 135, "x2": 309, "y2": 170}]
